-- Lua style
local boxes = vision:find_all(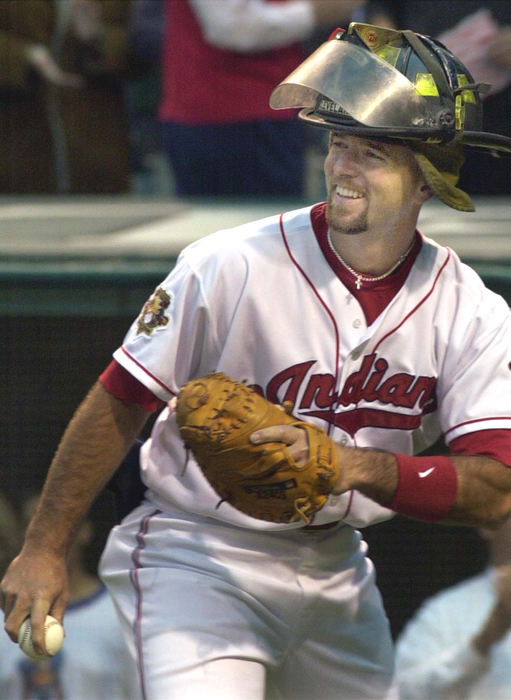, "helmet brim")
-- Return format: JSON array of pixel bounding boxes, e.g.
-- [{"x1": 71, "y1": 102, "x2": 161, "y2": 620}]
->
[
  {"x1": 462, "y1": 131, "x2": 511, "y2": 156},
  {"x1": 297, "y1": 107, "x2": 448, "y2": 141},
  {"x1": 298, "y1": 108, "x2": 511, "y2": 157}
]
